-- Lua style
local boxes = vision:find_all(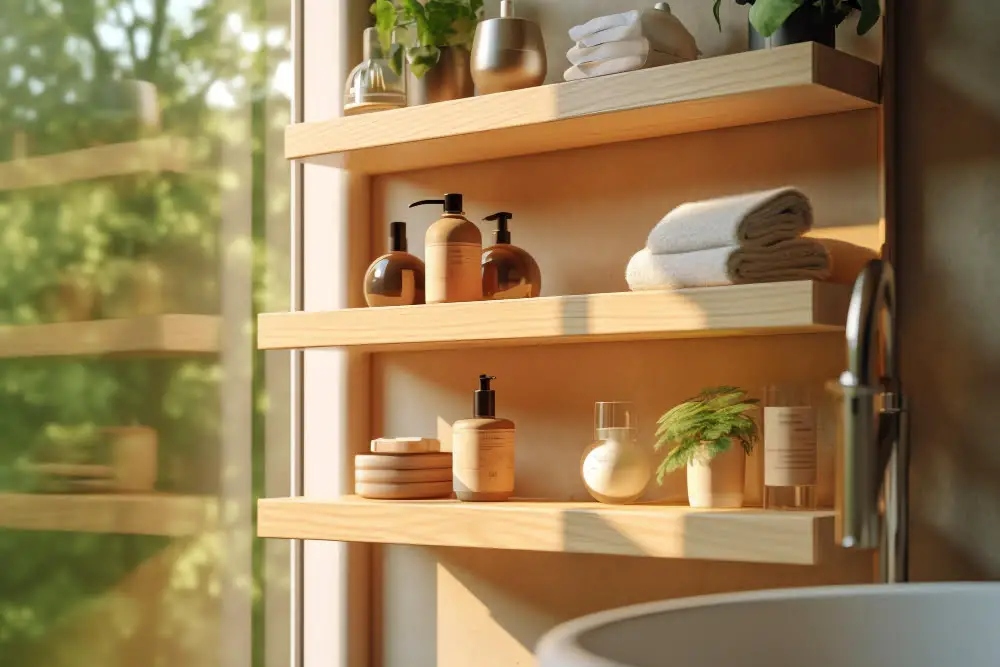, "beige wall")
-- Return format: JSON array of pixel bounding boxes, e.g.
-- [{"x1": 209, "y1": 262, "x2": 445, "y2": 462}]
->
[{"x1": 895, "y1": 1, "x2": 1000, "y2": 580}]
